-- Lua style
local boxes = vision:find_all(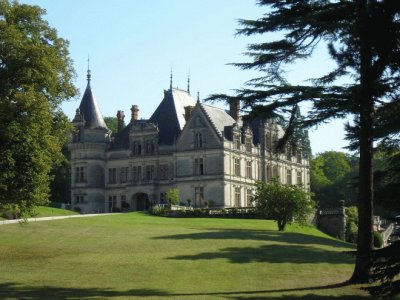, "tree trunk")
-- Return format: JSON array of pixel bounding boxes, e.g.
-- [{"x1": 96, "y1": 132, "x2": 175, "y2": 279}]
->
[{"x1": 350, "y1": 0, "x2": 374, "y2": 284}]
